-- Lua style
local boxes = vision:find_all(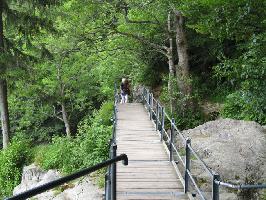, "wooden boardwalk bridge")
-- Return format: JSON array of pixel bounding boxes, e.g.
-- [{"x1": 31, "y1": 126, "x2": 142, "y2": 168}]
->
[
  {"x1": 6, "y1": 88, "x2": 266, "y2": 200},
  {"x1": 116, "y1": 103, "x2": 189, "y2": 200}
]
